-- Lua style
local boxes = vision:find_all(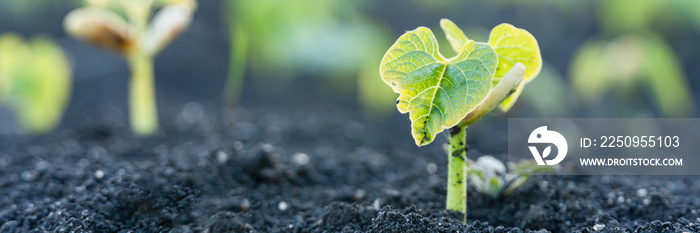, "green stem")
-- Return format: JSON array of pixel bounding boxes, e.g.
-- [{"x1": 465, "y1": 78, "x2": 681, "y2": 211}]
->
[
  {"x1": 447, "y1": 121, "x2": 468, "y2": 223},
  {"x1": 224, "y1": 10, "x2": 249, "y2": 107},
  {"x1": 128, "y1": 53, "x2": 158, "y2": 136}
]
